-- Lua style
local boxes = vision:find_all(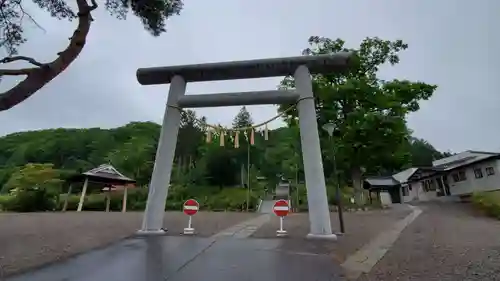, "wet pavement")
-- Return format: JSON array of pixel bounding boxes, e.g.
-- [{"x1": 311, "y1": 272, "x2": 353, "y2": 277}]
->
[{"x1": 5, "y1": 236, "x2": 345, "y2": 281}]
